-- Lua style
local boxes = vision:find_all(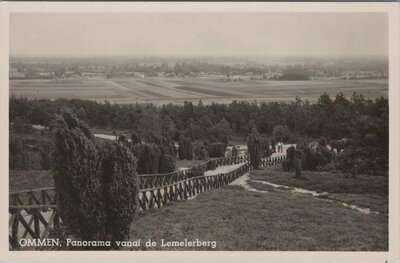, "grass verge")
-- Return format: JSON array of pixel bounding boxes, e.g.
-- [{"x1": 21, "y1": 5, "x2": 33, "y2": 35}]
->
[{"x1": 129, "y1": 185, "x2": 388, "y2": 251}]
